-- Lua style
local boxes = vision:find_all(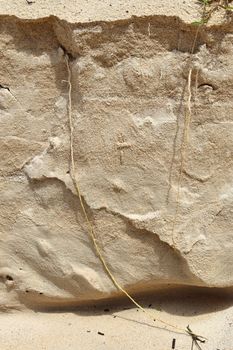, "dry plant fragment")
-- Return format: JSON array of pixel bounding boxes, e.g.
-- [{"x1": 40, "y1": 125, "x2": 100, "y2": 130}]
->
[
  {"x1": 171, "y1": 68, "x2": 193, "y2": 247},
  {"x1": 193, "y1": 0, "x2": 233, "y2": 25}
]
